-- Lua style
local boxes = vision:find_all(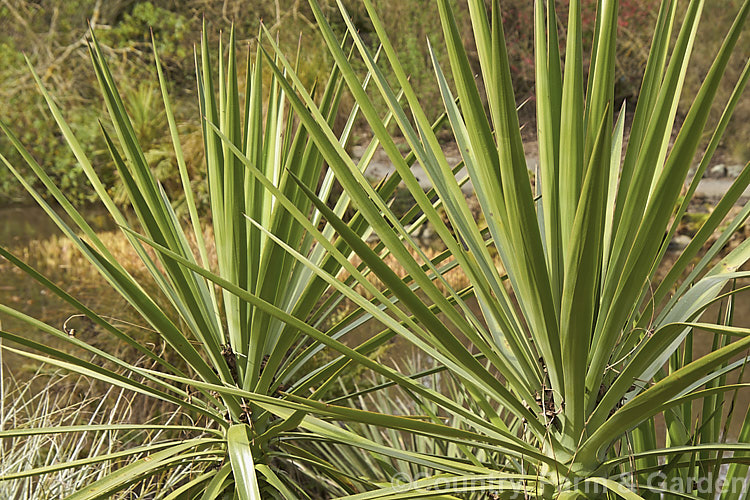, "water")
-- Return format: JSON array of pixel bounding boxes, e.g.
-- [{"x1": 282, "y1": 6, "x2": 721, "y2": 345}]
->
[
  {"x1": 0, "y1": 204, "x2": 119, "y2": 368},
  {"x1": 0, "y1": 205, "x2": 69, "y2": 246}
]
